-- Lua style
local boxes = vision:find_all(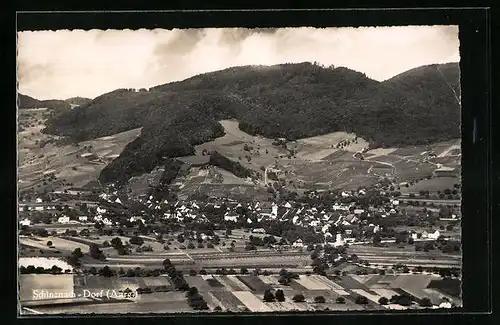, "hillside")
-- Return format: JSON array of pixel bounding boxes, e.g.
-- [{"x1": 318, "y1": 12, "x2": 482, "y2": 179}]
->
[
  {"x1": 65, "y1": 97, "x2": 93, "y2": 106},
  {"x1": 42, "y1": 62, "x2": 461, "y2": 185},
  {"x1": 18, "y1": 93, "x2": 71, "y2": 112}
]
